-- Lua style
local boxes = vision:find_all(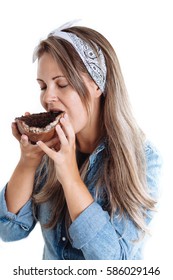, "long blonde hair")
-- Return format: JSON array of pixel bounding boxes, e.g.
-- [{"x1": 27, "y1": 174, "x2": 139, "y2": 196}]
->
[{"x1": 33, "y1": 26, "x2": 156, "y2": 232}]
